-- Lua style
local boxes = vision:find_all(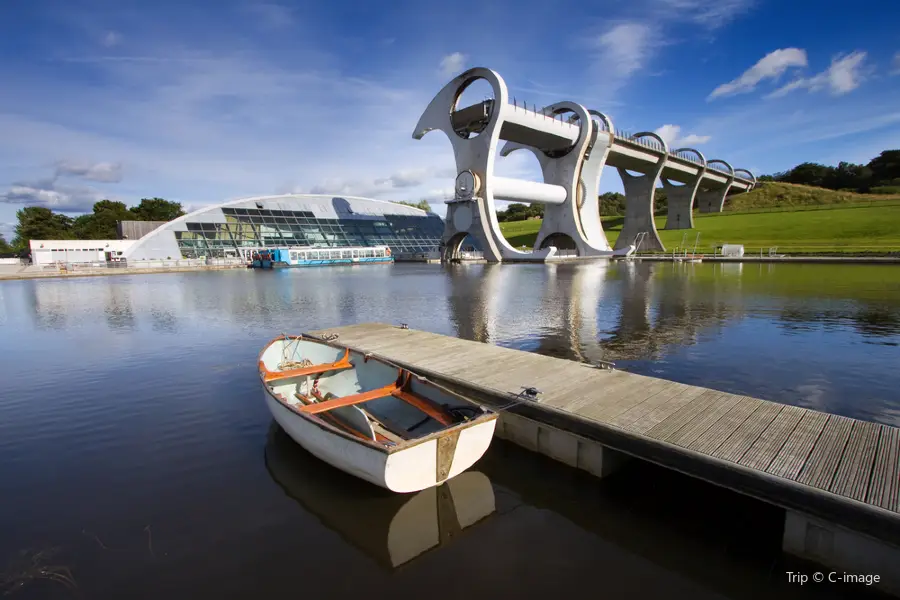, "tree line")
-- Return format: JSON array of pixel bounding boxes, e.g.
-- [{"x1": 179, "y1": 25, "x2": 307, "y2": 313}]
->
[
  {"x1": 496, "y1": 191, "x2": 658, "y2": 222},
  {"x1": 393, "y1": 199, "x2": 433, "y2": 212},
  {"x1": 1, "y1": 198, "x2": 185, "y2": 254},
  {"x1": 758, "y1": 149, "x2": 899, "y2": 193}
]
